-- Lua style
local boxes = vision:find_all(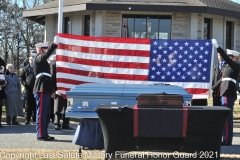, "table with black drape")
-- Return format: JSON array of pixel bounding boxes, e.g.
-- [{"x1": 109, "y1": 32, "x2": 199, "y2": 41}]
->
[{"x1": 95, "y1": 105, "x2": 230, "y2": 160}]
